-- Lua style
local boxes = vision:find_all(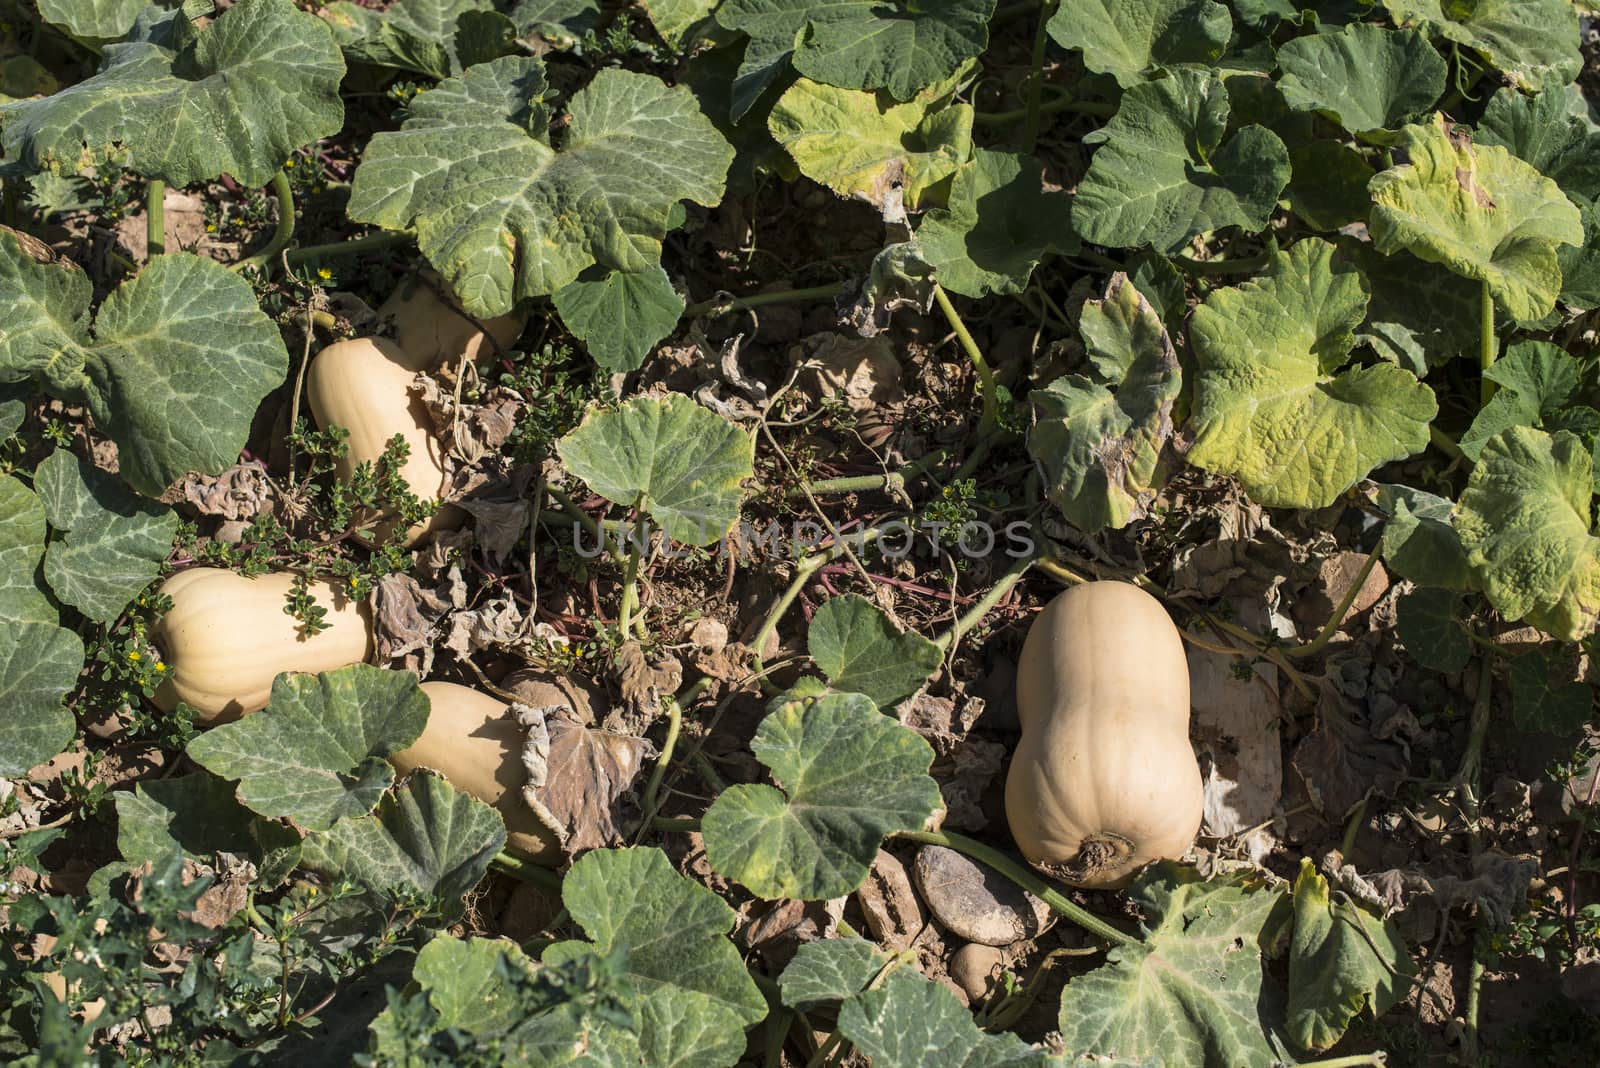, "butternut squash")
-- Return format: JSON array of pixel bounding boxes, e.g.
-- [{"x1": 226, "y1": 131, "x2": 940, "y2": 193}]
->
[
  {"x1": 305, "y1": 336, "x2": 453, "y2": 546},
  {"x1": 152, "y1": 568, "x2": 372, "y2": 723},
  {"x1": 1005, "y1": 581, "x2": 1203, "y2": 888},
  {"x1": 391, "y1": 682, "x2": 560, "y2": 863},
  {"x1": 377, "y1": 275, "x2": 525, "y2": 373}
]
